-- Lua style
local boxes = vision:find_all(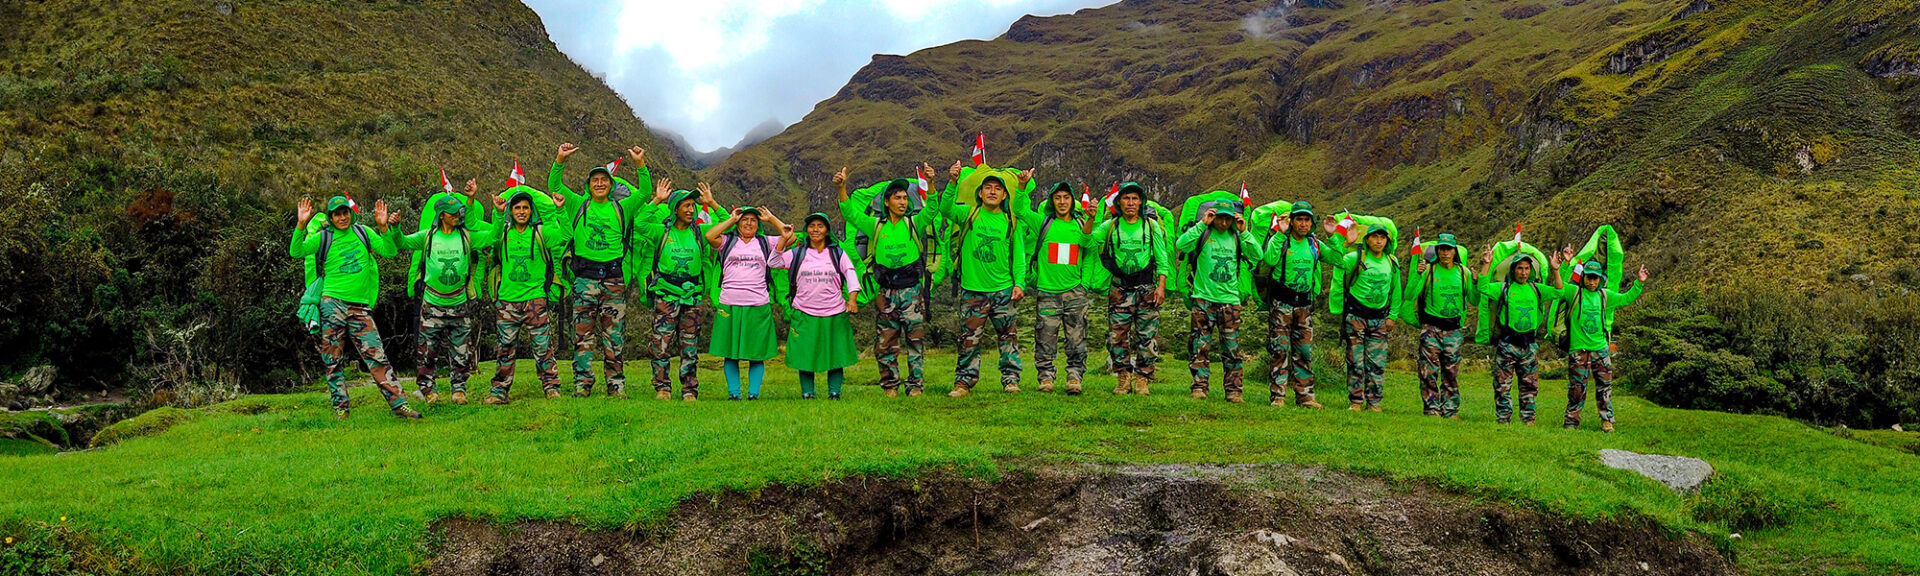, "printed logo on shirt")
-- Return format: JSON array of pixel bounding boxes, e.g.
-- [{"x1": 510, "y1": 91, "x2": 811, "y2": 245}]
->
[
  {"x1": 434, "y1": 253, "x2": 461, "y2": 286},
  {"x1": 1580, "y1": 301, "x2": 1604, "y2": 335},
  {"x1": 585, "y1": 221, "x2": 614, "y2": 251},
  {"x1": 972, "y1": 242, "x2": 999, "y2": 263},
  {"x1": 337, "y1": 251, "x2": 364, "y2": 275},
  {"x1": 1432, "y1": 282, "x2": 1461, "y2": 316},
  {"x1": 1208, "y1": 254, "x2": 1236, "y2": 283}
]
